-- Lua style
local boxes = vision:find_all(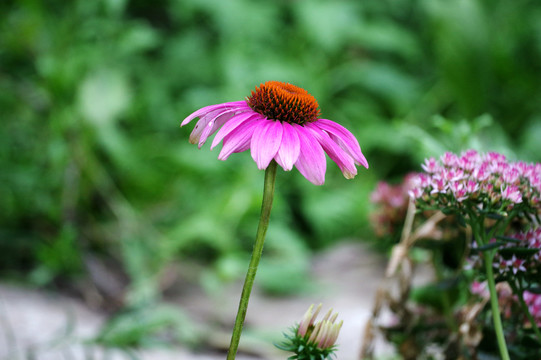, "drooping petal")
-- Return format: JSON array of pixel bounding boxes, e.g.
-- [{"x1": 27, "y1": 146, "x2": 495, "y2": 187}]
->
[
  {"x1": 181, "y1": 101, "x2": 248, "y2": 127},
  {"x1": 218, "y1": 119, "x2": 261, "y2": 161},
  {"x1": 211, "y1": 112, "x2": 261, "y2": 150},
  {"x1": 198, "y1": 107, "x2": 252, "y2": 148},
  {"x1": 189, "y1": 107, "x2": 246, "y2": 146},
  {"x1": 182, "y1": 104, "x2": 224, "y2": 127},
  {"x1": 294, "y1": 124, "x2": 327, "y2": 185},
  {"x1": 188, "y1": 108, "x2": 223, "y2": 144},
  {"x1": 197, "y1": 111, "x2": 236, "y2": 148},
  {"x1": 274, "y1": 122, "x2": 300, "y2": 171},
  {"x1": 306, "y1": 123, "x2": 357, "y2": 179},
  {"x1": 314, "y1": 119, "x2": 368, "y2": 169},
  {"x1": 251, "y1": 120, "x2": 283, "y2": 170}
]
